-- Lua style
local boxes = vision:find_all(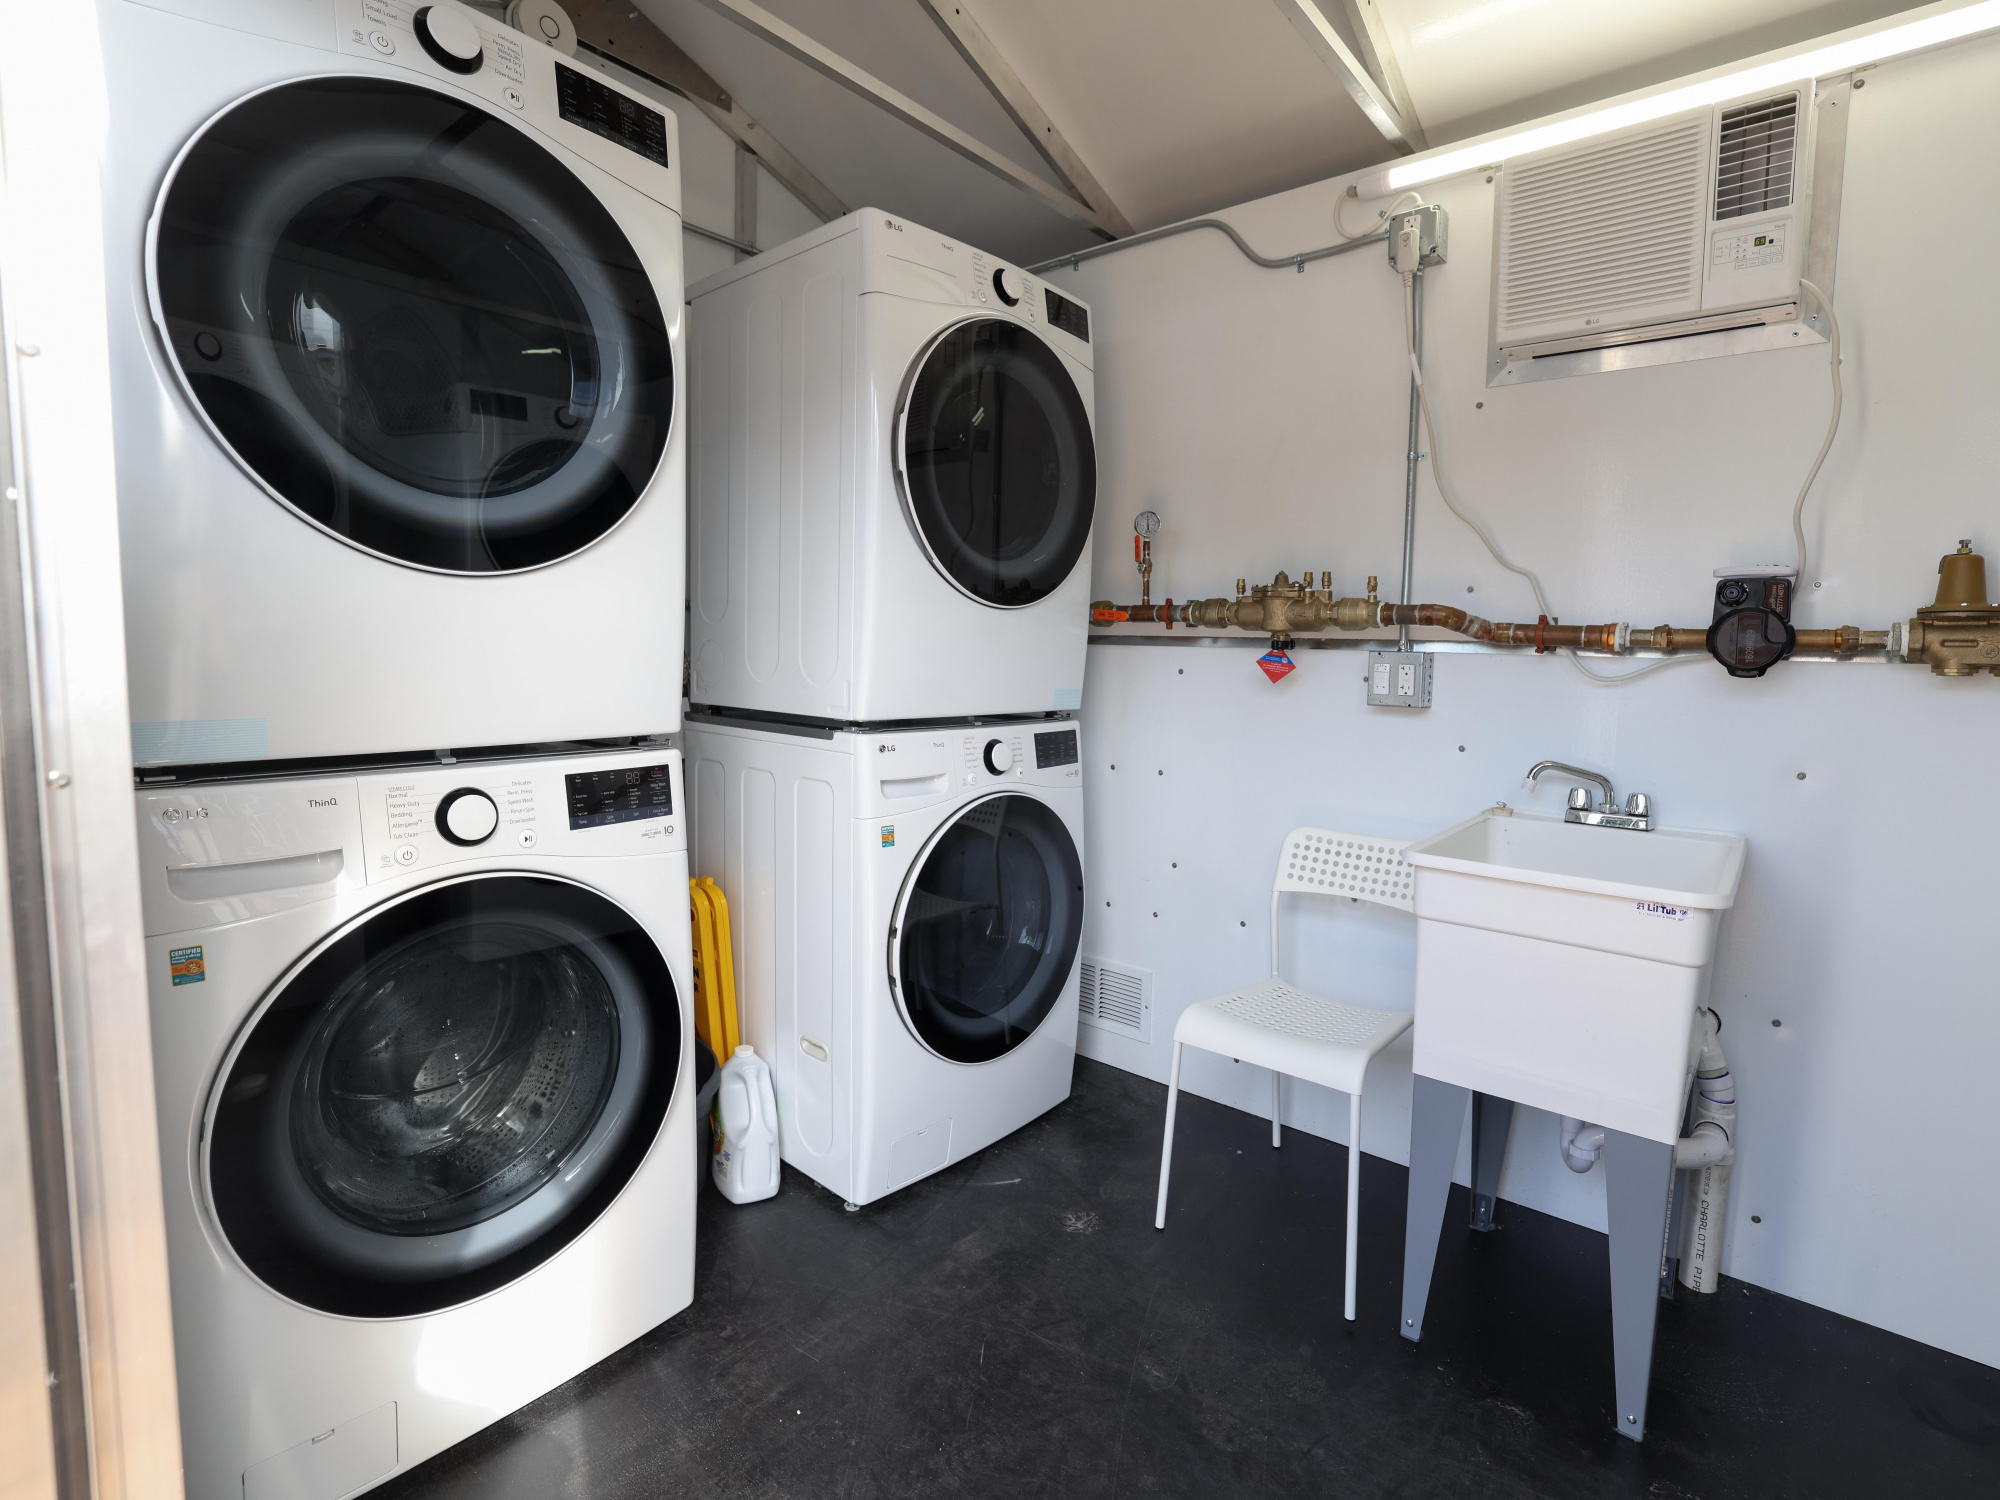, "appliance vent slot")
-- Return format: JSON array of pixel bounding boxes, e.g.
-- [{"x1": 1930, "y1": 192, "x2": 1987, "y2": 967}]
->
[
  {"x1": 1078, "y1": 956, "x2": 1151, "y2": 1043},
  {"x1": 1498, "y1": 116, "x2": 1708, "y2": 336},
  {"x1": 1714, "y1": 94, "x2": 1799, "y2": 221}
]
